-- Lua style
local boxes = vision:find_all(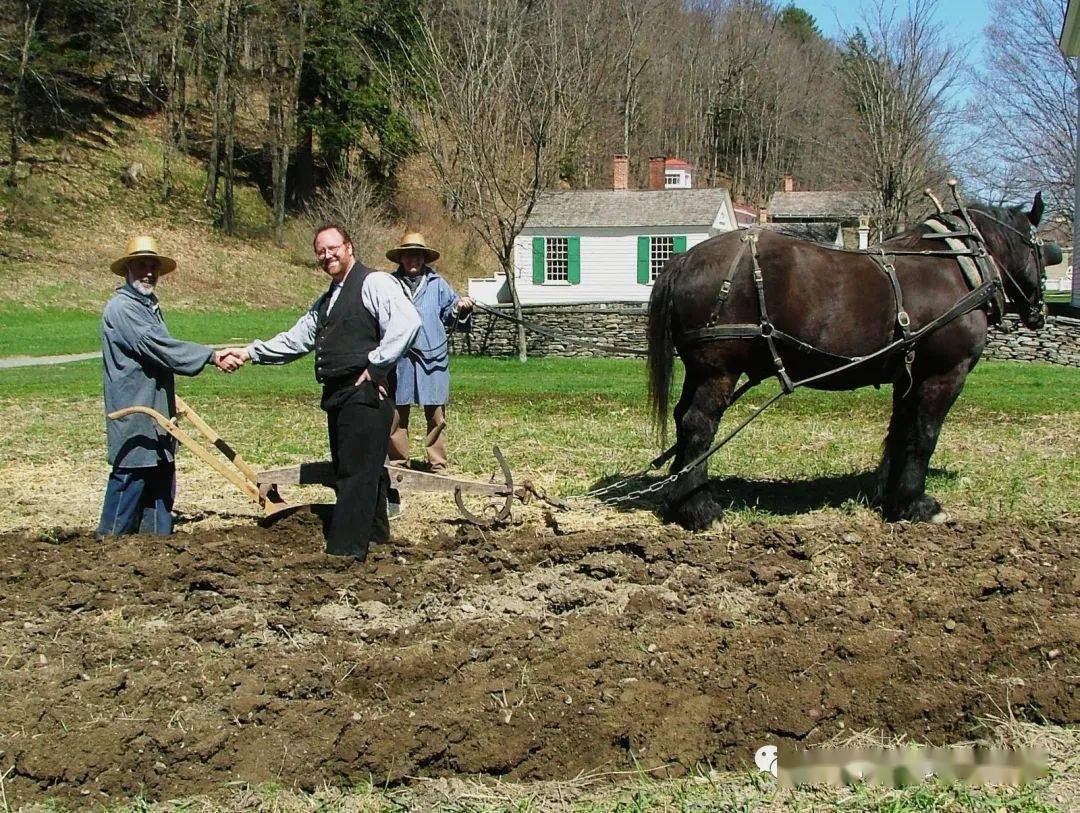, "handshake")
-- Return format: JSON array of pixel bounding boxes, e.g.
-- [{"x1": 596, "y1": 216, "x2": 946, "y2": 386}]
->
[{"x1": 211, "y1": 347, "x2": 250, "y2": 374}]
